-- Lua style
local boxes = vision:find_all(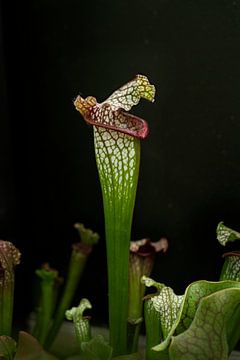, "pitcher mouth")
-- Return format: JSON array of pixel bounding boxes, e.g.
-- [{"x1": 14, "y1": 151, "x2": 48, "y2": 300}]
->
[
  {"x1": 222, "y1": 251, "x2": 240, "y2": 258},
  {"x1": 74, "y1": 75, "x2": 155, "y2": 139}
]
